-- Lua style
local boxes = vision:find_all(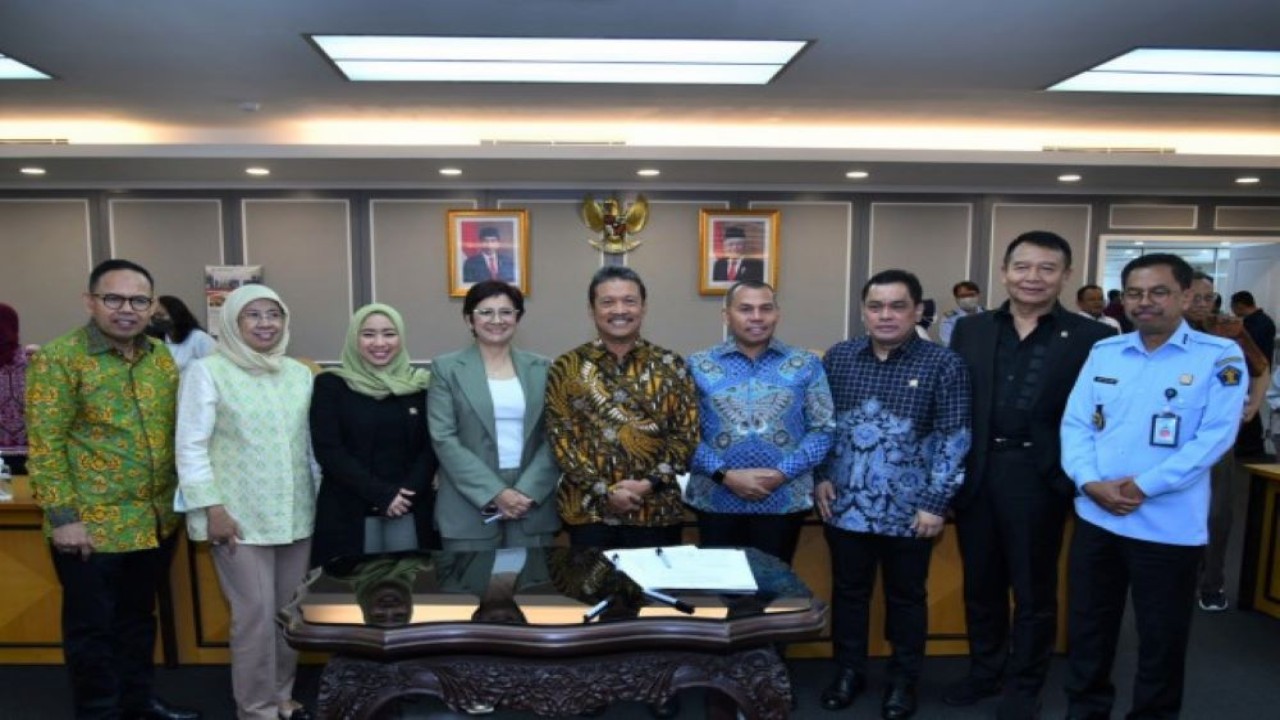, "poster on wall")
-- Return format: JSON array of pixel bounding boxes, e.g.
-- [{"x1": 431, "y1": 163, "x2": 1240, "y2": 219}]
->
[
  {"x1": 204, "y1": 265, "x2": 263, "y2": 339},
  {"x1": 446, "y1": 209, "x2": 530, "y2": 298},
  {"x1": 698, "y1": 209, "x2": 780, "y2": 296}
]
